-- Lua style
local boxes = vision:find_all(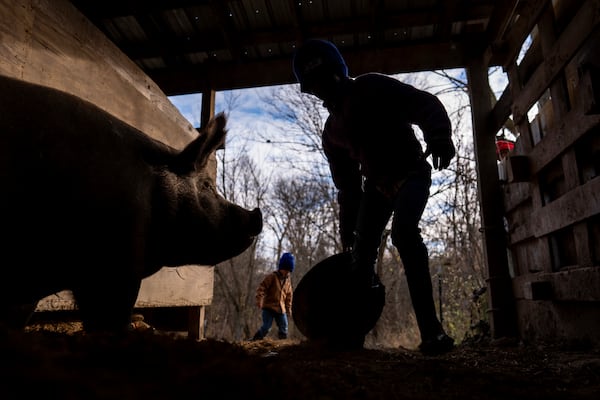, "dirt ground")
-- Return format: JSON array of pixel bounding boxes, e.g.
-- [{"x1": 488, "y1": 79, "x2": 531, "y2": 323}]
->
[{"x1": 1, "y1": 322, "x2": 599, "y2": 400}]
